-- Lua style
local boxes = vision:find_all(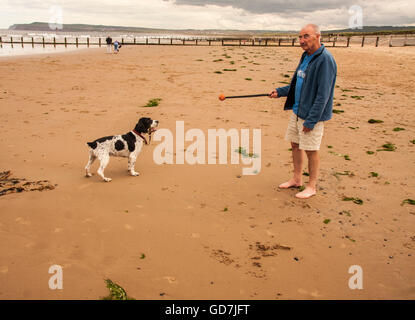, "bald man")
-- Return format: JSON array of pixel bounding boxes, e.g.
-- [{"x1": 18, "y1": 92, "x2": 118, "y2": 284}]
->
[{"x1": 270, "y1": 24, "x2": 337, "y2": 199}]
